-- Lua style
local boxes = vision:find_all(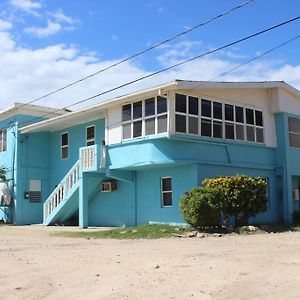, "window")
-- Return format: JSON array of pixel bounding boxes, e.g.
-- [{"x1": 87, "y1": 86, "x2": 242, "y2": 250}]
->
[
  {"x1": 174, "y1": 93, "x2": 264, "y2": 144},
  {"x1": 29, "y1": 179, "x2": 42, "y2": 202},
  {"x1": 288, "y1": 117, "x2": 300, "y2": 148},
  {"x1": 86, "y1": 126, "x2": 95, "y2": 146},
  {"x1": 161, "y1": 177, "x2": 172, "y2": 207},
  {"x1": 61, "y1": 132, "x2": 69, "y2": 159},
  {"x1": 122, "y1": 96, "x2": 168, "y2": 140},
  {"x1": 0, "y1": 129, "x2": 7, "y2": 152}
]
